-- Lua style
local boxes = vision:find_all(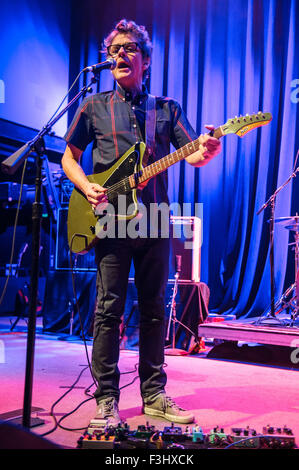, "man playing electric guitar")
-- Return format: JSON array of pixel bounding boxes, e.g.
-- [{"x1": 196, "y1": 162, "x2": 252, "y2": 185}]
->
[{"x1": 62, "y1": 19, "x2": 221, "y2": 426}]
